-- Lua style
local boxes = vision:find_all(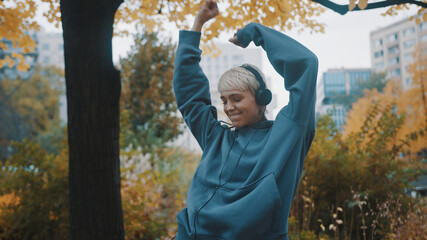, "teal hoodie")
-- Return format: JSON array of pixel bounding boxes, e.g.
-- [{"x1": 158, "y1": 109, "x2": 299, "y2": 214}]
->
[{"x1": 173, "y1": 23, "x2": 318, "y2": 240}]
